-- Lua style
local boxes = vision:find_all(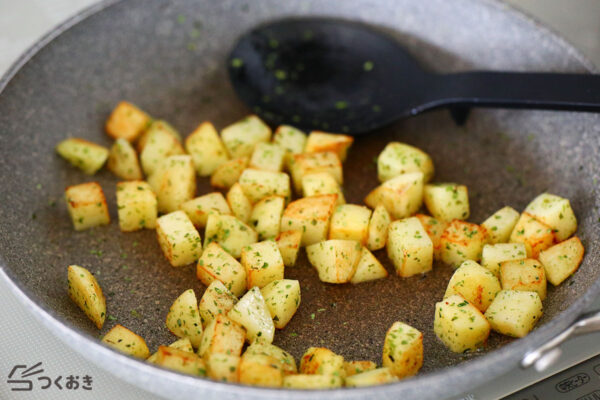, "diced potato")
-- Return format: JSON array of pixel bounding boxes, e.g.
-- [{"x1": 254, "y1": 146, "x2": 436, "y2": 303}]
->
[
  {"x1": 241, "y1": 240, "x2": 285, "y2": 289},
  {"x1": 377, "y1": 142, "x2": 434, "y2": 183},
  {"x1": 249, "y1": 142, "x2": 286, "y2": 172},
  {"x1": 415, "y1": 214, "x2": 449, "y2": 260},
  {"x1": 500, "y1": 259, "x2": 547, "y2": 300},
  {"x1": 302, "y1": 172, "x2": 346, "y2": 207},
  {"x1": 244, "y1": 342, "x2": 298, "y2": 375},
  {"x1": 238, "y1": 353, "x2": 284, "y2": 387},
  {"x1": 290, "y1": 152, "x2": 343, "y2": 193},
  {"x1": 344, "y1": 360, "x2": 377, "y2": 377},
  {"x1": 102, "y1": 324, "x2": 150, "y2": 359},
  {"x1": 382, "y1": 321, "x2": 423, "y2": 379},
  {"x1": 439, "y1": 220, "x2": 487, "y2": 268},
  {"x1": 364, "y1": 172, "x2": 424, "y2": 219},
  {"x1": 260, "y1": 279, "x2": 301, "y2": 329},
  {"x1": 107, "y1": 138, "x2": 143, "y2": 180},
  {"x1": 196, "y1": 242, "x2": 247, "y2": 297},
  {"x1": 249, "y1": 196, "x2": 284, "y2": 240},
  {"x1": 305, "y1": 131, "x2": 354, "y2": 162},
  {"x1": 221, "y1": 115, "x2": 271, "y2": 159},
  {"x1": 116, "y1": 181, "x2": 157, "y2": 232},
  {"x1": 367, "y1": 204, "x2": 391, "y2": 251},
  {"x1": 276, "y1": 230, "x2": 302, "y2": 267},
  {"x1": 154, "y1": 155, "x2": 196, "y2": 214},
  {"x1": 481, "y1": 206, "x2": 520, "y2": 244},
  {"x1": 484, "y1": 290, "x2": 543, "y2": 338},
  {"x1": 181, "y1": 192, "x2": 232, "y2": 228},
  {"x1": 105, "y1": 101, "x2": 151, "y2": 142},
  {"x1": 67, "y1": 265, "x2": 106, "y2": 329},
  {"x1": 524, "y1": 193, "x2": 577, "y2": 242},
  {"x1": 204, "y1": 214, "x2": 258, "y2": 259},
  {"x1": 329, "y1": 204, "x2": 372, "y2": 245},
  {"x1": 154, "y1": 346, "x2": 207, "y2": 376},
  {"x1": 228, "y1": 287, "x2": 274, "y2": 344},
  {"x1": 169, "y1": 337, "x2": 194, "y2": 353},
  {"x1": 281, "y1": 194, "x2": 338, "y2": 246},
  {"x1": 351, "y1": 247, "x2": 389, "y2": 284},
  {"x1": 238, "y1": 168, "x2": 291, "y2": 204},
  {"x1": 423, "y1": 183, "x2": 469, "y2": 221},
  {"x1": 65, "y1": 182, "x2": 110, "y2": 231},
  {"x1": 273, "y1": 125, "x2": 307, "y2": 156},
  {"x1": 480, "y1": 243, "x2": 527, "y2": 277},
  {"x1": 539, "y1": 237, "x2": 585, "y2": 286},
  {"x1": 185, "y1": 122, "x2": 229, "y2": 176},
  {"x1": 56, "y1": 138, "x2": 109, "y2": 175},
  {"x1": 198, "y1": 314, "x2": 246, "y2": 357},
  {"x1": 306, "y1": 240, "x2": 361, "y2": 283},
  {"x1": 433, "y1": 295, "x2": 490, "y2": 353},
  {"x1": 198, "y1": 280, "x2": 238, "y2": 328},
  {"x1": 509, "y1": 212, "x2": 554, "y2": 258},
  {"x1": 345, "y1": 368, "x2": 399, "y2": 387},
  {"x1": 210, "y1": 157, "x2": 249, "y2": 189},
  {"x1": 444, "y1": 260, "x2": 501, "y2": 312},
  {"x1": 206, "y1": 353, "x2": 240, "y2": 382},
  {"x1": 165, "y1": 289, "x2": 203, "y2": 348},
  {"x1": 156, "y1": 211, "x2": 202, "y2": 267},
  {"x1": 387, "y1": 217, "x2": 433, "y2": 277},
  {"x1": 283, "y1": 375, "x2": 343, "y2": 389},
  {"x1": 139, "y1": 120, "x2": 184, "y2": 176},
  {"x1": 227, "y1": 183, "x2": 253, "y2": 223},
  {"x1": 300, "y1": 347, "x2": 345, "y2": 378}
]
